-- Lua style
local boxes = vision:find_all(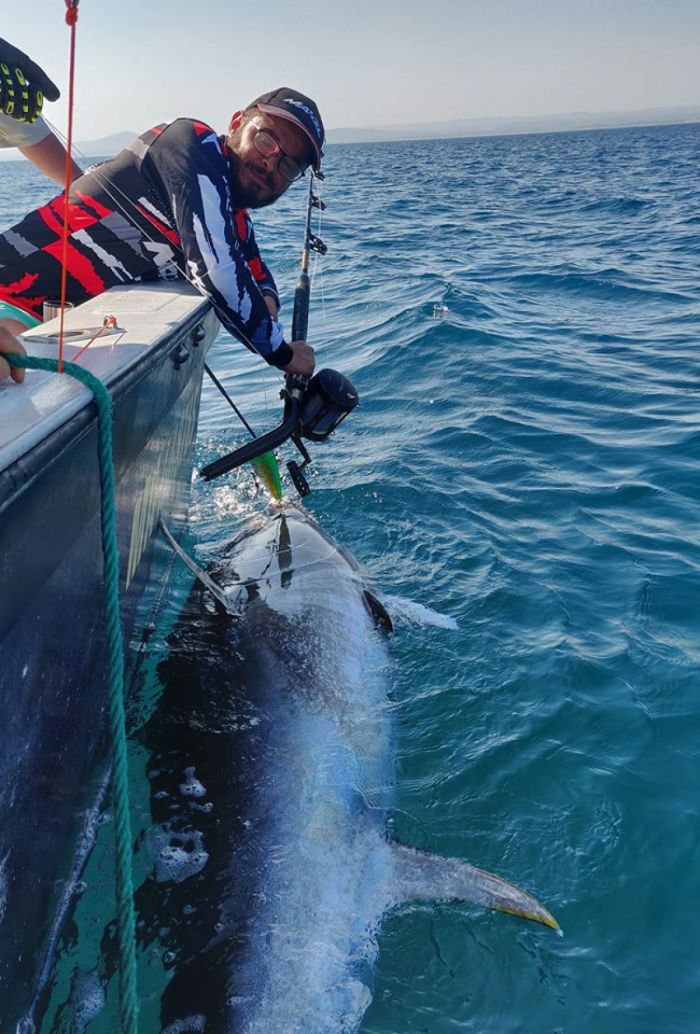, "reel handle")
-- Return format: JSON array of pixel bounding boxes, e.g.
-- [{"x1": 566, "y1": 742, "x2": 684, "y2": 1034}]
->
[{"x1": 200, "y1": 401, "x2": 301, "y2": 481}]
